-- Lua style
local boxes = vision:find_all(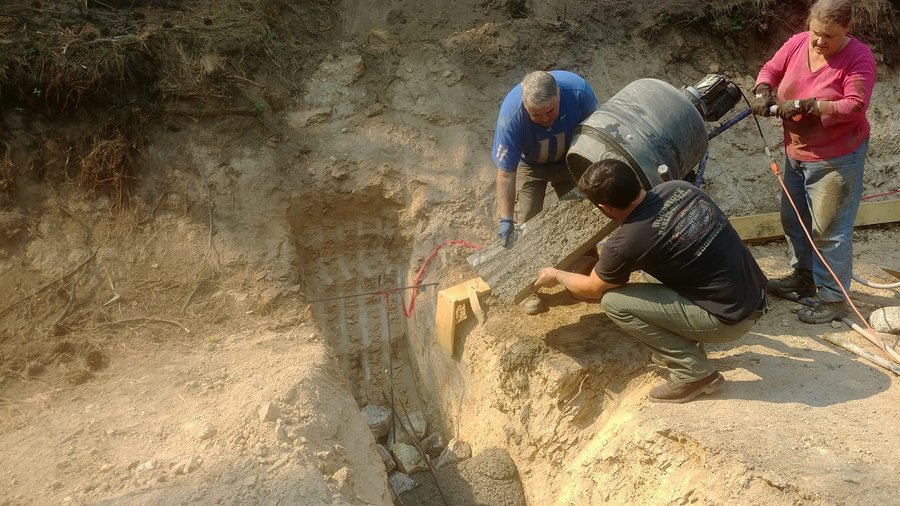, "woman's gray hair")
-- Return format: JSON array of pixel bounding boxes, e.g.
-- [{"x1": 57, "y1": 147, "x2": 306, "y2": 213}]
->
[
  {"x1": 808, "y1": 0, "x2": 853, "y2": 28},
  {"x1": 521, "y1": 71, "x2": 559, "y2": 107}
]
